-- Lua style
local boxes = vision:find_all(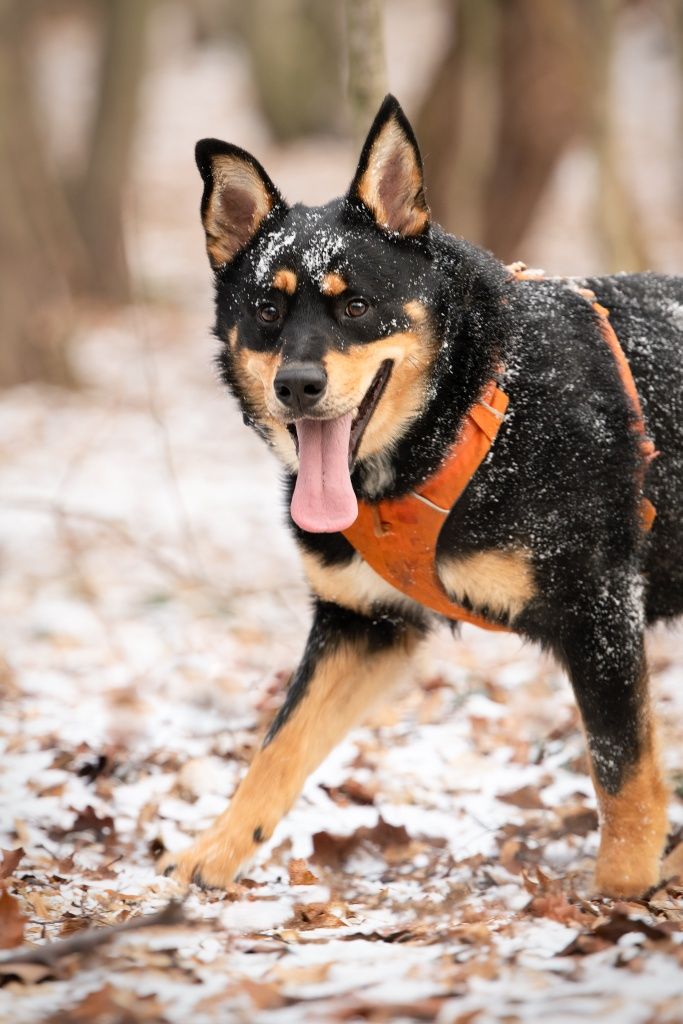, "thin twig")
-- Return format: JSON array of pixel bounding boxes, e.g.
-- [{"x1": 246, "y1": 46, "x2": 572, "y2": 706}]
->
[{"x1": 0, "y1": 900, "x2": 187, "y2": 967}]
